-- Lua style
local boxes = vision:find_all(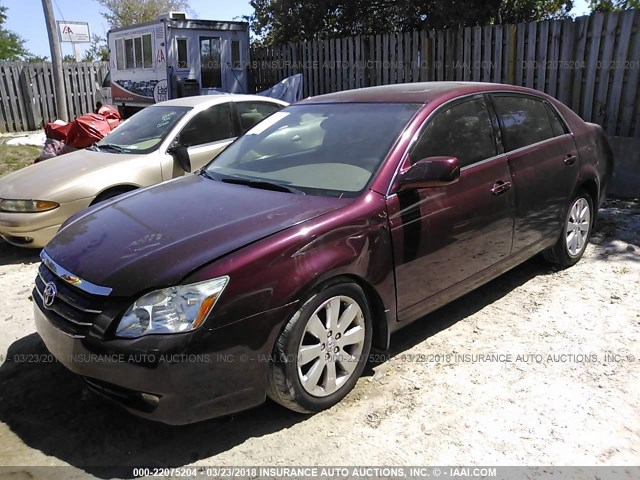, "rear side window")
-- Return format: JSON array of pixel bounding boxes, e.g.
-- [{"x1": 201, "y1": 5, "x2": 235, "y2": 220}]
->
[
  {"x1": 236, "y1": 101, "x2": 282, "y2": 134},
  {"x1": 411, "y1": 98, "x2": 497, "y2": 168},
  {"x1": 545, "y1": 103, "x2": 568, "y2": 137},
  {"x1": 492, "y1": 96, "x2": 555, "y2": 152},
  {"x1": 179, "y1": 103, "x2": 235, "y2": 147}
]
